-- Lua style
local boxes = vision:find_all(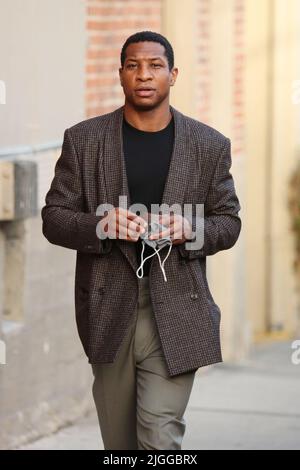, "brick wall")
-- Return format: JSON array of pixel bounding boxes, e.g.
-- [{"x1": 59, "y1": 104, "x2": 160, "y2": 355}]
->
[{"x1": 86, "y1": 0, "x2": 162, "y2": 118}]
